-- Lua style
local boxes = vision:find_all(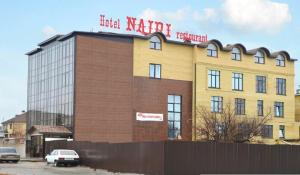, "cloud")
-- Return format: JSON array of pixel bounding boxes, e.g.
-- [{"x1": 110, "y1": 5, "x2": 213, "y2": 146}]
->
[
  {"x1": 139, "y1": 7, "x2": 190, "y2": 22},
  {"x1": 222, "y1": 0, "x2": 291, "y2": 34},
  {"x1": 138, "y1": 7, "x2": 197, "y2": 32},
  {"x1": 42, "y1": 26, "x2": 58, "y2": 38},
  {"x1": 193, "y1": 8, "x2": 218, "y2": 23},
  {"x1": 138, "y1": 0, "x2": 291, "y2": 35}
]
